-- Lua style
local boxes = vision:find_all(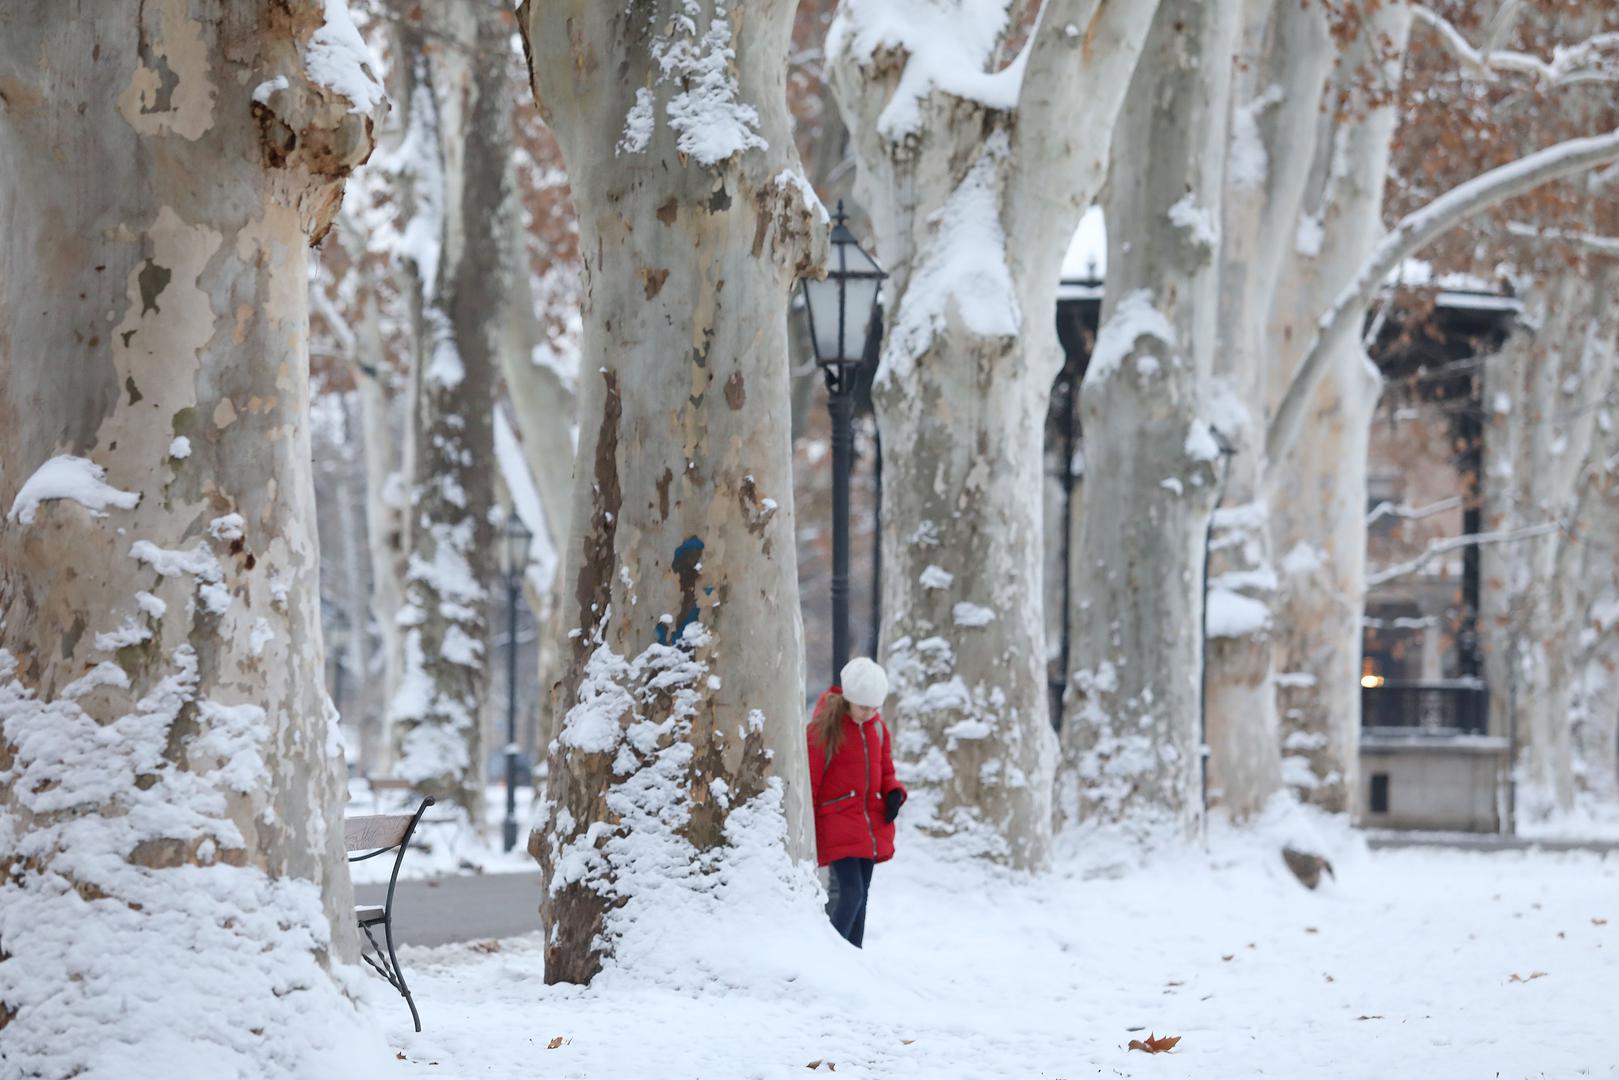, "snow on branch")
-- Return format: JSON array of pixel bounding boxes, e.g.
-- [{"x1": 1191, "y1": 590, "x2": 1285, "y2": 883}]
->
[
  {"x1": 1268, "y1": 126, "x2": 1619, "y2": 461},
  {"x1": 1506, "y1": 220, "x2": 1619, "y2": 256},
  {"x1": 1366, "y1": 495, "x2": 1463, "y2": 526},
  {"x1": 1413, "y1": 6, "x2": 1619, "y2": 86},
  {"x1": 1367, "y1": 522, "x2": 1559, "y2": 586},
  {"x1": 827, "y1": 0, "x2": 1022, "y2": 138}
]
